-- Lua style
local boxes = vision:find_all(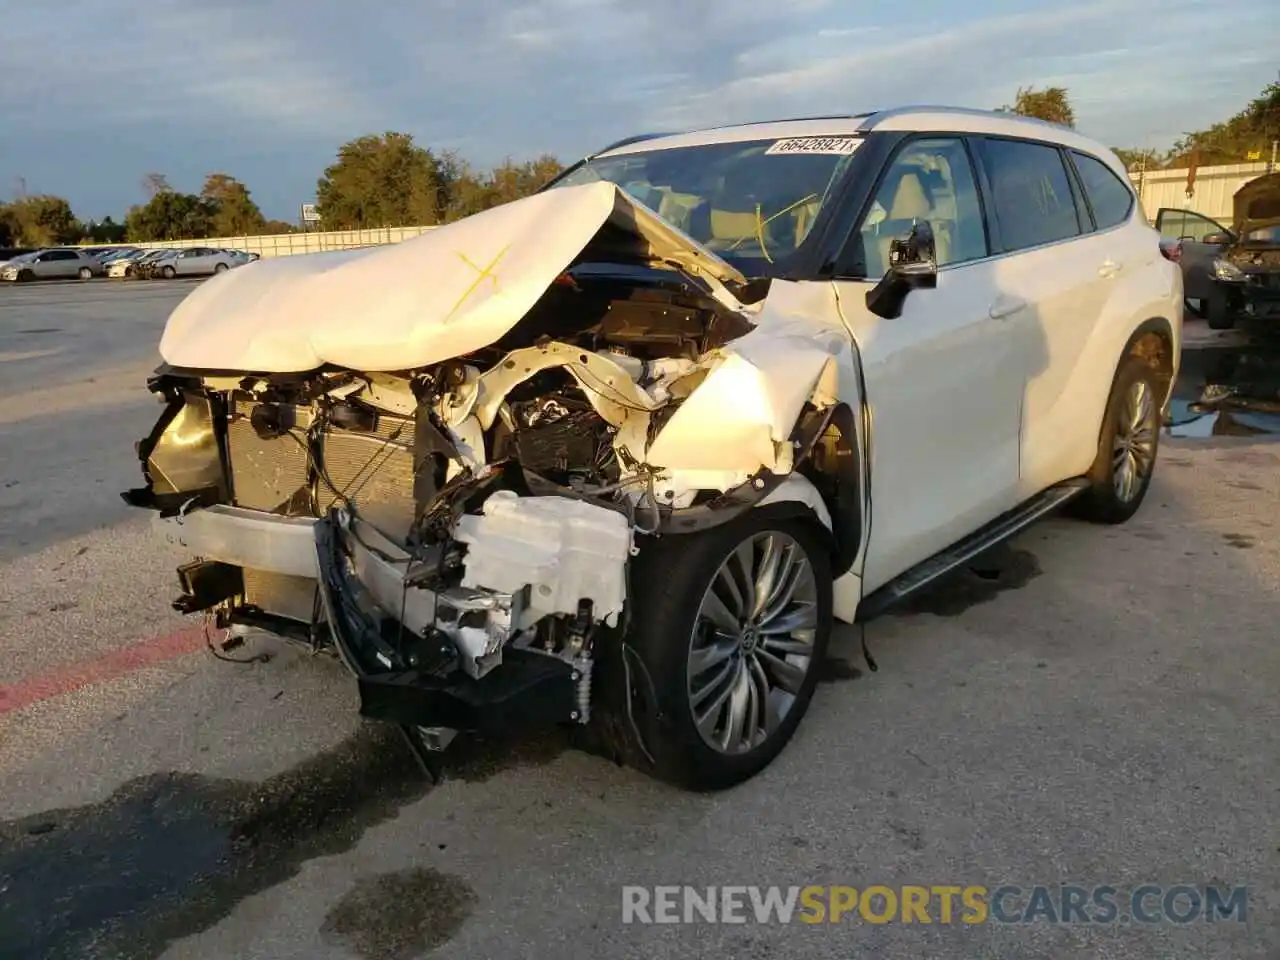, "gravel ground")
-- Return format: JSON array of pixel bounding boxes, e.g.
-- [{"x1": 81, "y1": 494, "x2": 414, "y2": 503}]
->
[{"x1": 0, "y1": 280, "x2": 1276, "y2": 960}]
